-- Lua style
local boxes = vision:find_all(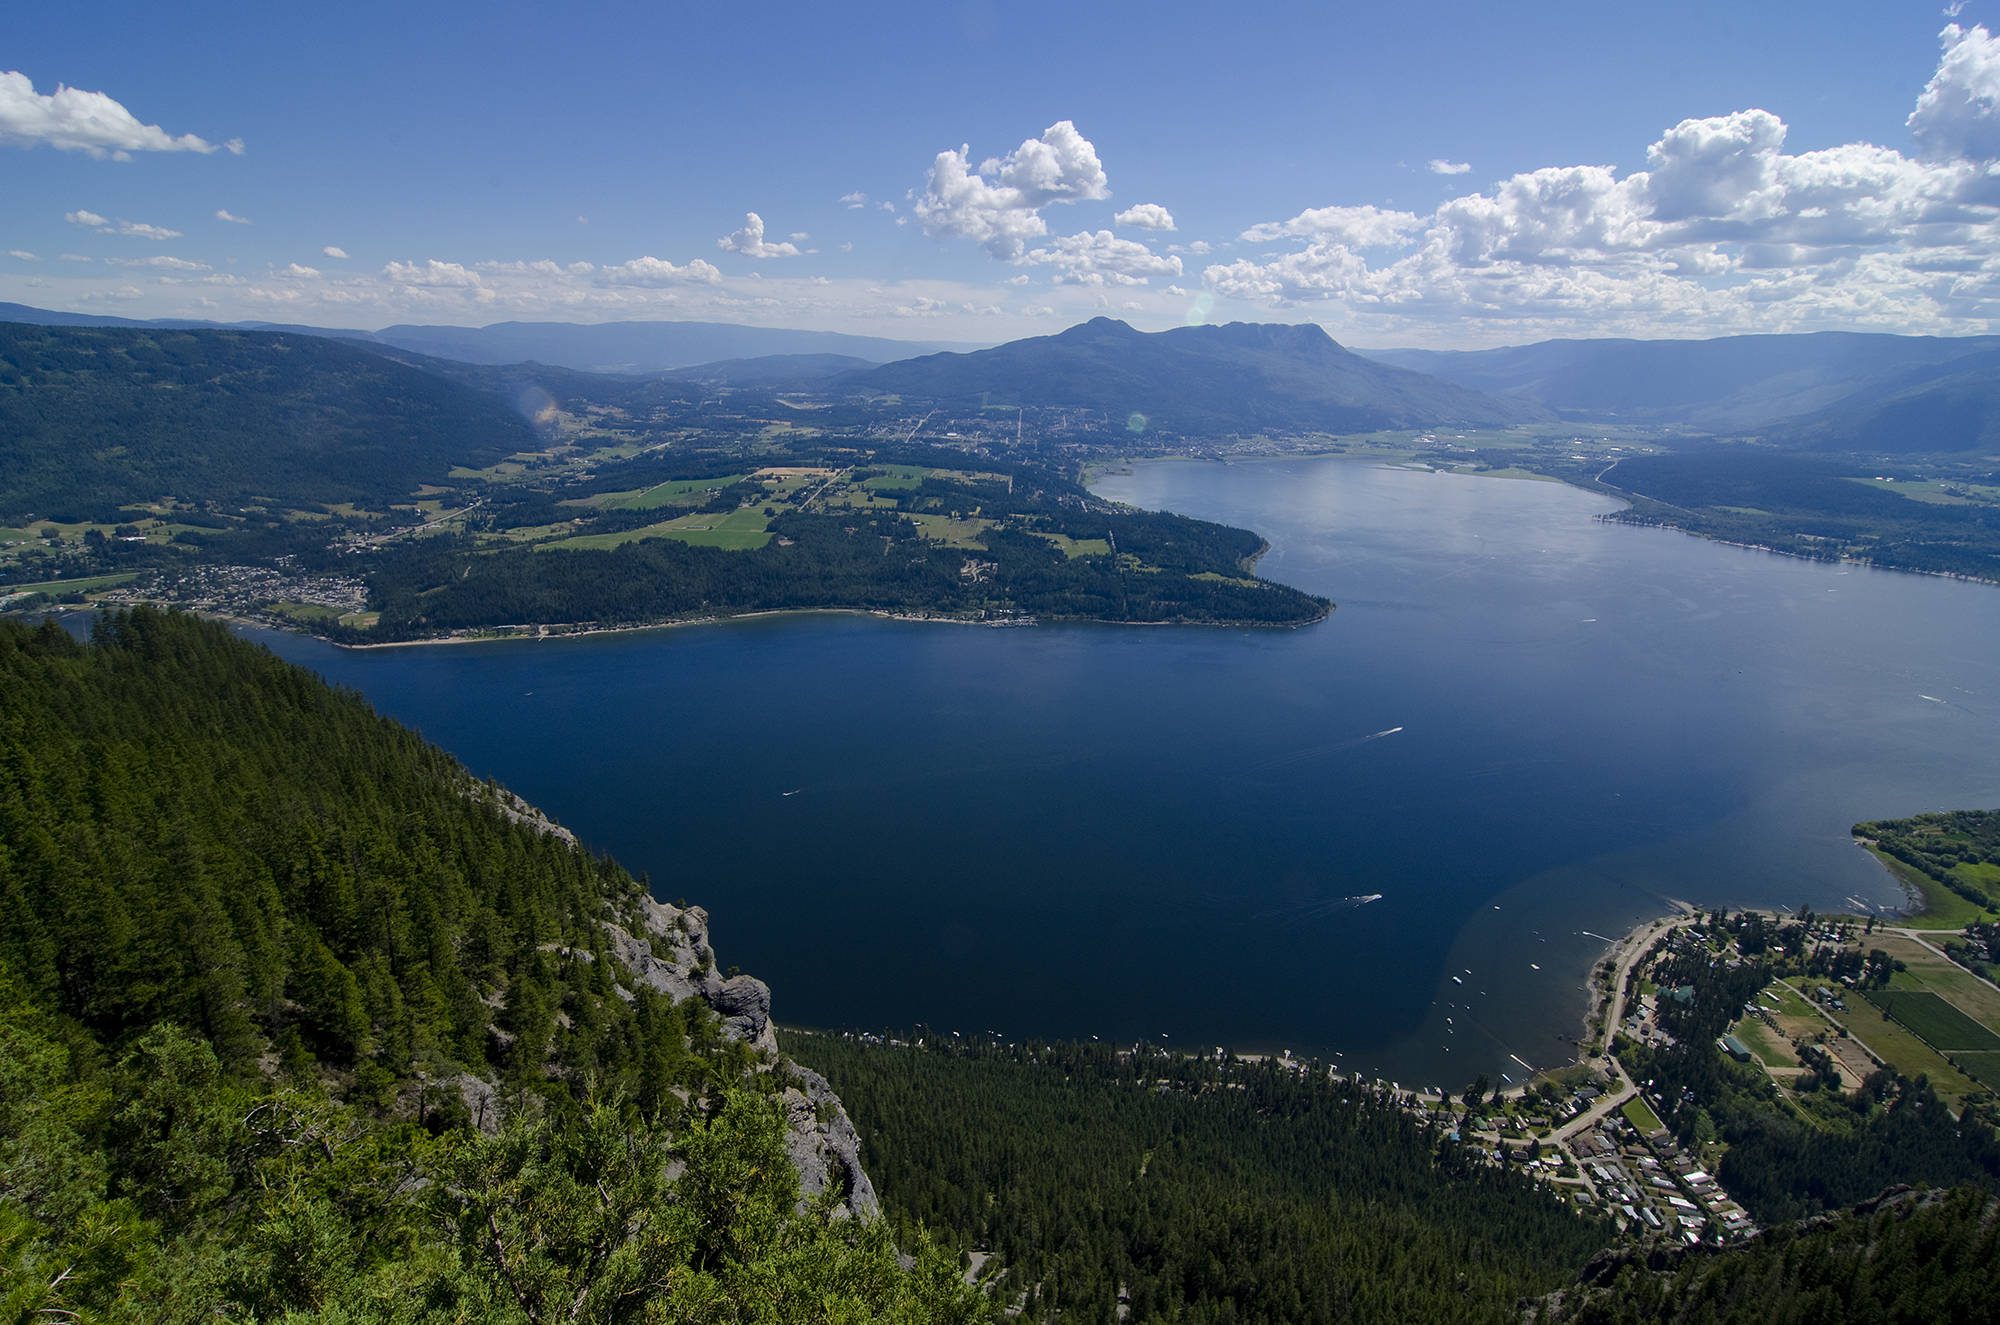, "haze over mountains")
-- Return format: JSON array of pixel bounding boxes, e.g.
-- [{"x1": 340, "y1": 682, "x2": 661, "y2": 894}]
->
[
  {"x1": 0, "y1": 301, "x2": 970, "y2": 374},
  {"x1": 1366, "y1": 333, "x2": 2000, "y2": 446},
  {"x1": 848, "y1": 317, "x2": 1550, "y2": 432},
  {"x1": 8, "y1": 296, "x2": 2000, "y2": 454}
]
